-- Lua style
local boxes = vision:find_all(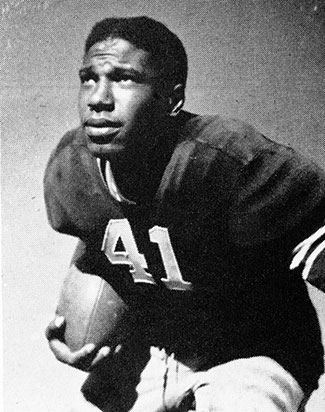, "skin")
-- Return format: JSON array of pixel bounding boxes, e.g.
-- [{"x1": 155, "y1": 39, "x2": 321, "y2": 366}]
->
[
  {"x1": 46, "y1": 316, "x2": 121, "y2": 371},
  {"x1": 47, "y1": 37, "x2": 184, "y2": 370},
  {"x1": 78, "y1": 37, "x2": 183, "y2": 202}
]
